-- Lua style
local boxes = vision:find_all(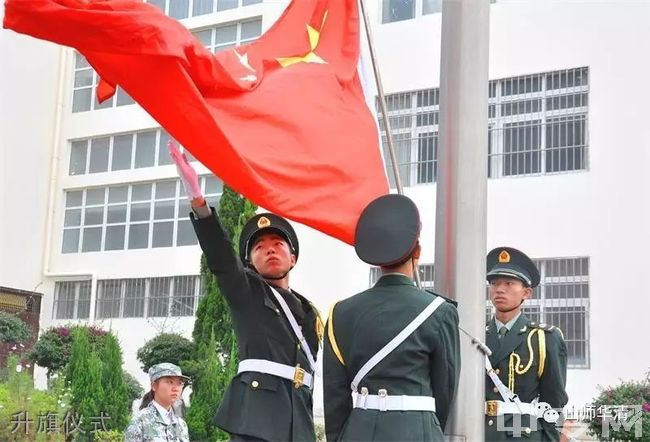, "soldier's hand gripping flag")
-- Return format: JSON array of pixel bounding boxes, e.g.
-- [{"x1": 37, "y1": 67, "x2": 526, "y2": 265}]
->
[{"x1": 3, "y1": 0, "x2": 389, "y2": 244}]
